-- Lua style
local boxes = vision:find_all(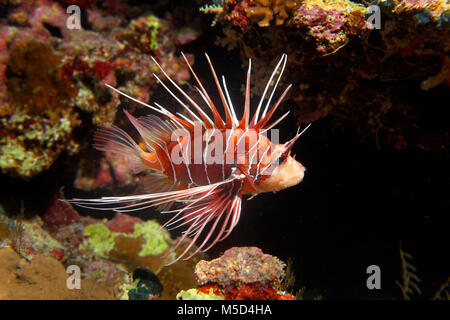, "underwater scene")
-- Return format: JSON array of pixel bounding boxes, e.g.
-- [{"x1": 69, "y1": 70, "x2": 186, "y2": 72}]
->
[{"x1": 0, "y1": 0, "x2": 448, "y2": 302}]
